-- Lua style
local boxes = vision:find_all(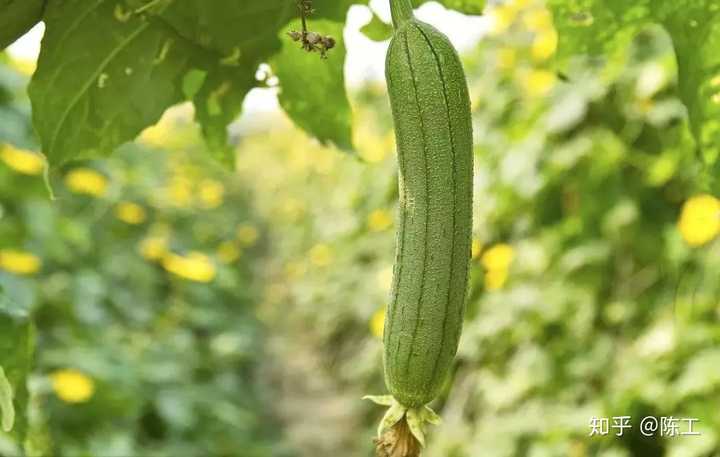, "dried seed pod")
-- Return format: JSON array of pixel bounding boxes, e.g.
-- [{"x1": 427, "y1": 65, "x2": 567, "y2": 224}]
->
[
  {"x1": 323, "y1": 36, "x2": 336, "y2": 50},
  {"x1": 305, "y1": 31, "x2": 321, "y2": 45}
]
